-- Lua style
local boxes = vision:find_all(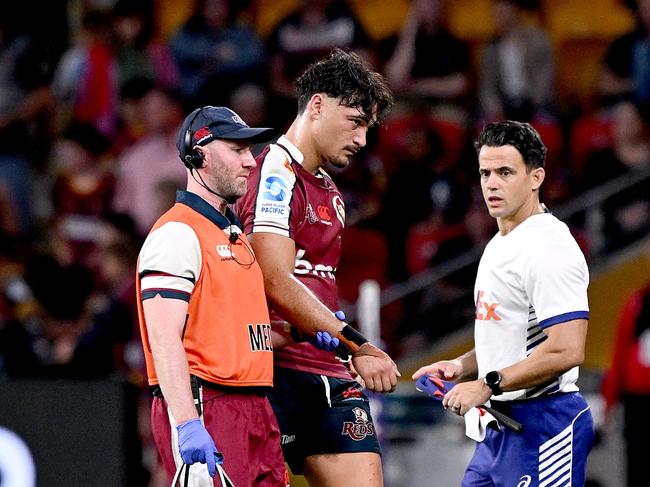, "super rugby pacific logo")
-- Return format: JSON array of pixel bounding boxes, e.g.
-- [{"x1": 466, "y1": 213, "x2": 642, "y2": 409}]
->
[
  {"x1": 341, "y1": 407, "x2": 375, "y2": 441},
  {"x1": 262, "y1": 175, "x2": 289, "y2": 202}
]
